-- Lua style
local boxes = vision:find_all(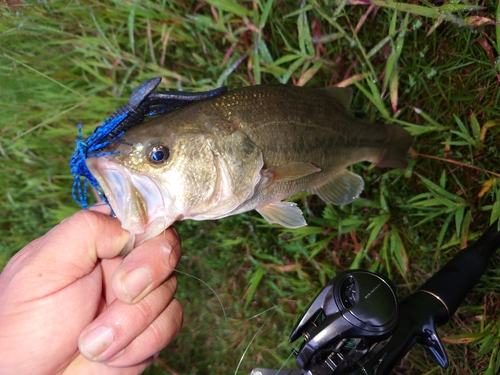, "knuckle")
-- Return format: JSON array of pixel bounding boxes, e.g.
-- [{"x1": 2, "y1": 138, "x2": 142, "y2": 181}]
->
[
  {"x1": 134, "y1": 296, "x2": 156, "y2": 322},
  {"x1": 164, "y1": 276, "x2": 178, "y2": 297},
  {"x1": 67, "y1": 210, "x2": 99, "y2": 234},
  {"x1": 168, "y1": 299, "x2": 184, "y2": 330}
]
